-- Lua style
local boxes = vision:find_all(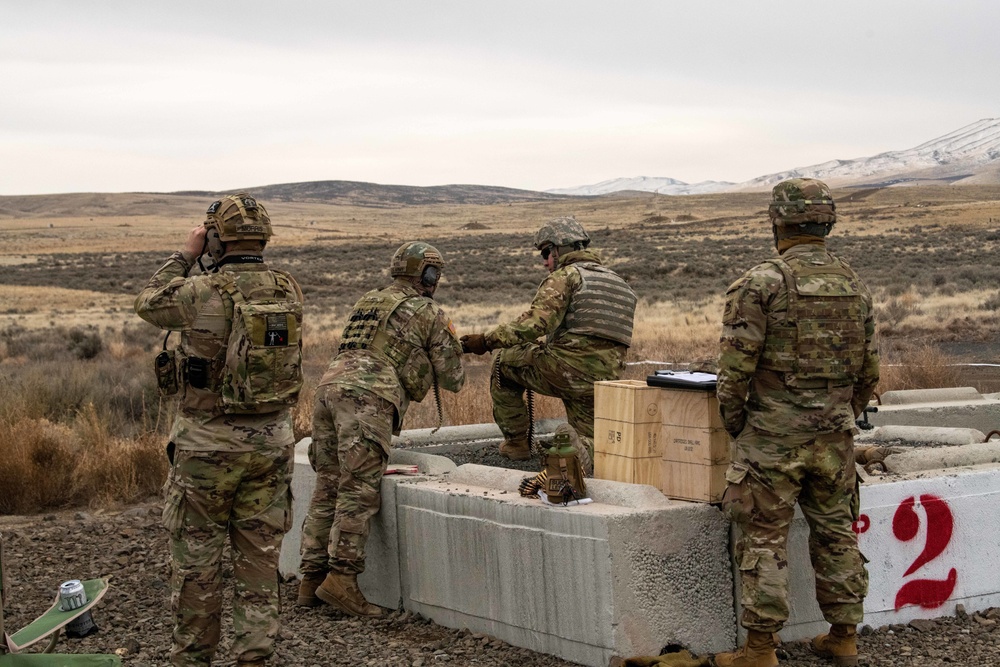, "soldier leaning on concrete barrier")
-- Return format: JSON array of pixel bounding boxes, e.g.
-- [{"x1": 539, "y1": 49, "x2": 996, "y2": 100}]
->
[
  {"x1": 713, "y1": 179, "x2": 880, "y2": 667},
  {"x1": 134, "y1": 194, "x2": 304, "y2": 667},
  {"x1": 297, "y1": 242, "x2": 465, "y2": 616},
  {"x1": 459, "y1": 217, "x2": 638, "y2": 465}
]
